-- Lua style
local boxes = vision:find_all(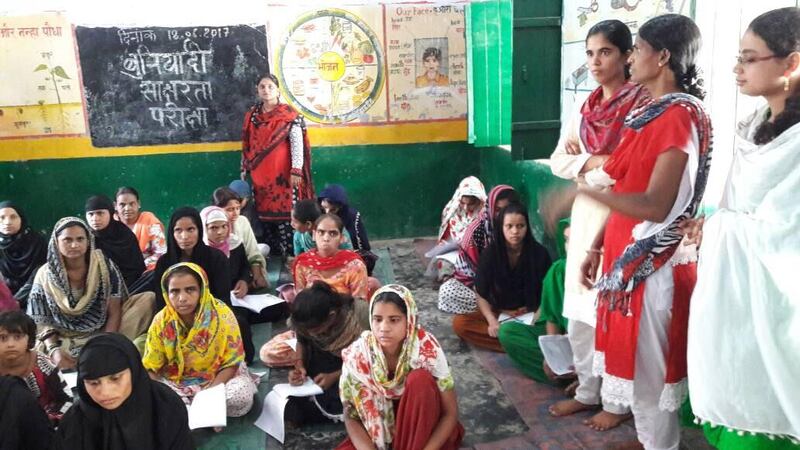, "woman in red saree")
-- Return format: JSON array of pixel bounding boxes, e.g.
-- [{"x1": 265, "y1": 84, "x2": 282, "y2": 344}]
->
[{"x1": 241, "y1": 74, "x2": 314, "y2": 256}]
